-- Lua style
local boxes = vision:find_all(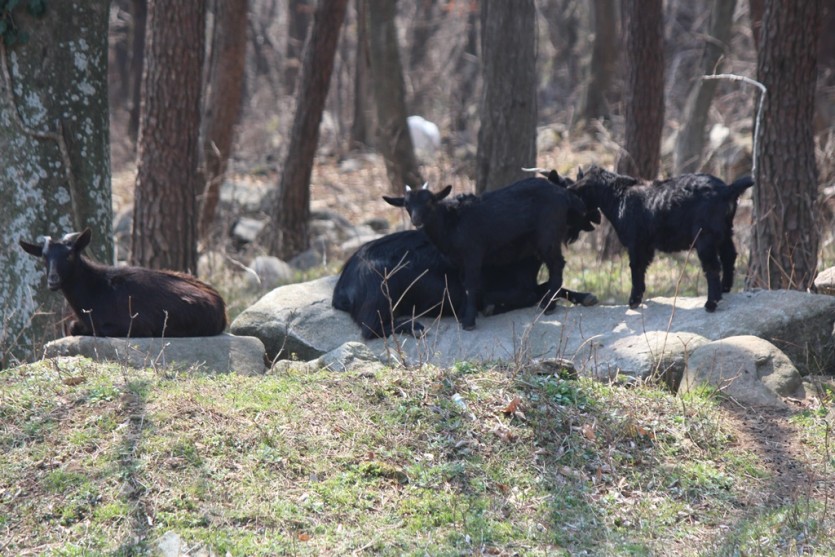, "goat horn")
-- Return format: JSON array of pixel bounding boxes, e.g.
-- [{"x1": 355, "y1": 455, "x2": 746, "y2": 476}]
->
[
  {"x1": 422, "y1": 182, "x2": 429, "y2": 190},
  {"x1": 521, "y1": 167, "x2": 548, "y2": 173},
  {"x1": 405, "y1": 185, "x2": 412, "y2": 192}
]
